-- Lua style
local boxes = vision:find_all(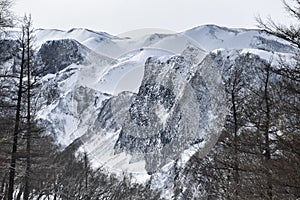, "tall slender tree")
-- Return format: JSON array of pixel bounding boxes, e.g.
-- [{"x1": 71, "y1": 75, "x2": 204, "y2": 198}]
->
[
  {"x1": 7, "y1": 24, "x2": 26, "y2": 200},
  {"x1": 23, "y1": 14, "x2": 34, "y2": 200}
]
